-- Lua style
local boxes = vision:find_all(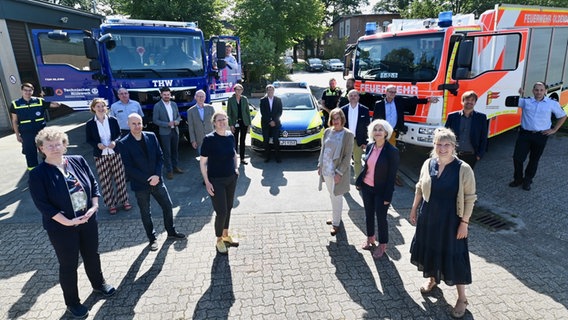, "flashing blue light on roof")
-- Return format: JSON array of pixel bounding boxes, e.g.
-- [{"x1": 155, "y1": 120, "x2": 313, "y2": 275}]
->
[
  {"x1": 365, "y1": 22, "x2": 377, "y2": 35},
  {"x1": 438, "y1": 11, "x2": 453, "y2": 28},
  {"x1": 299, "y1": 82, "x2": 308, "y2": 88}
]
